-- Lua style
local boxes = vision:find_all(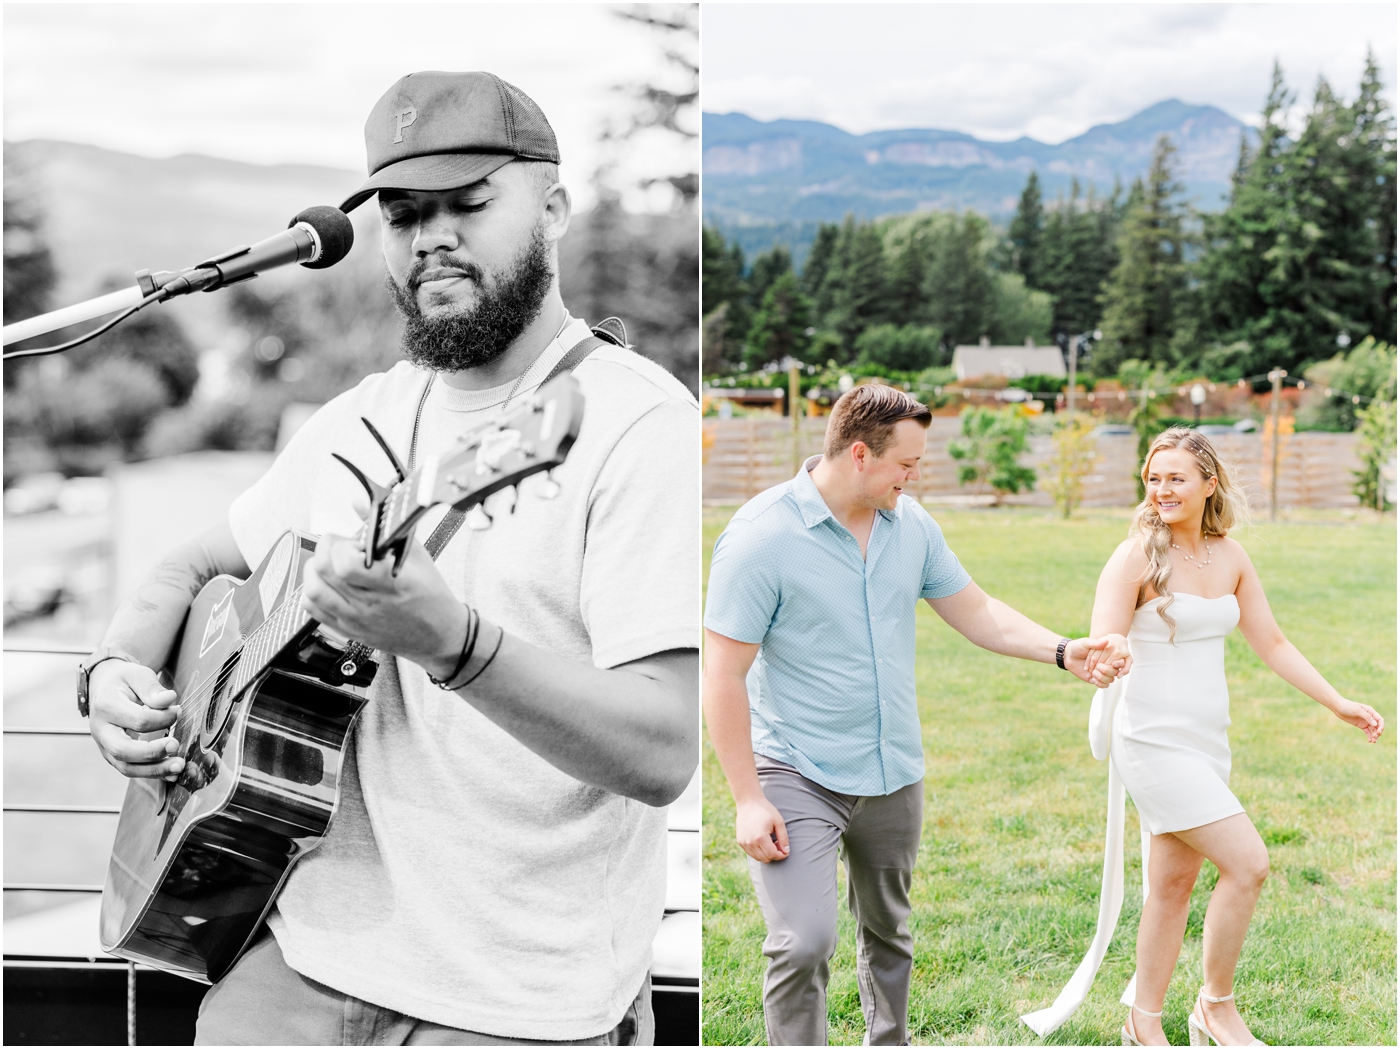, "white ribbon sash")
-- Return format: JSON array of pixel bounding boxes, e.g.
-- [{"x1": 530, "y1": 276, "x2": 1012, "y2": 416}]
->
[{"x1": 1020, "y1": 676, "x2": 1150, "y2": 1037}]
